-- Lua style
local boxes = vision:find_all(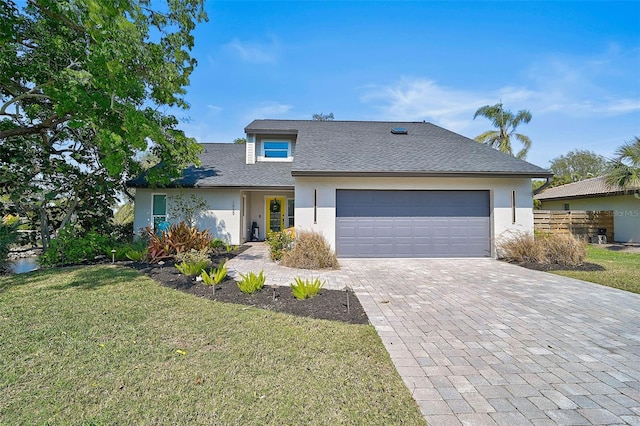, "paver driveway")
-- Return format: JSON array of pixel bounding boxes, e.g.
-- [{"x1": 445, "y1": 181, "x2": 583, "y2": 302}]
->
[{"x1": 228, "y1": 245, "x2": 640, "y2": 425}]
